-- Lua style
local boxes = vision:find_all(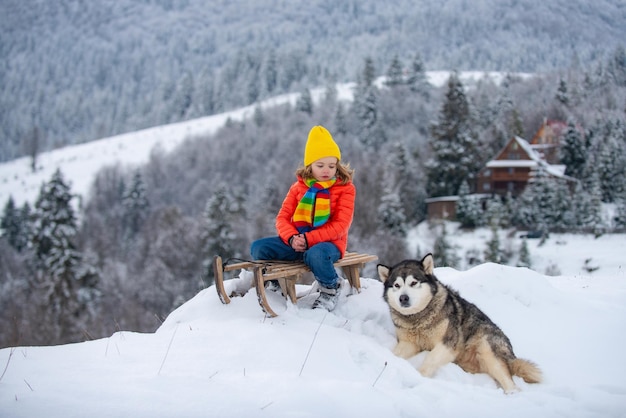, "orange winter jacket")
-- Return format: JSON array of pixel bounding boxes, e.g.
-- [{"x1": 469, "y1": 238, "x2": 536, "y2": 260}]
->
[{"x1": 276, "y1": 176, "x2": 356, "y2": 257}]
